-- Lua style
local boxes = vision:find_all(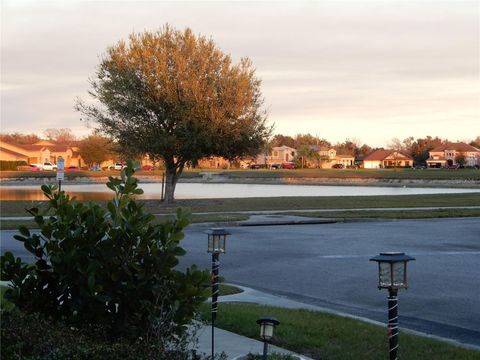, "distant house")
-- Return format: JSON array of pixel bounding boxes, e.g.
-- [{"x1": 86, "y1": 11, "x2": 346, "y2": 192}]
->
[
  {"x1": 254, "y1": 145, "x2": 297, "y2": 166},
  {"x1": 308, "y1": 146, "x2": 355, "y2": 169},
  {"x1": 0, "y1": 140, "x2": 84, "y2": 167},
  {"x1": 426, "y1": 142, "x2": 480, "y2": 168},
  {"x1": 362, "y1": 149, "x2": 413, "y2": 169}
]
